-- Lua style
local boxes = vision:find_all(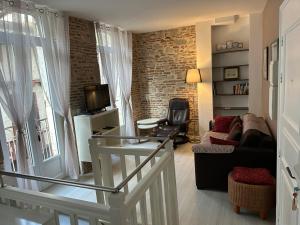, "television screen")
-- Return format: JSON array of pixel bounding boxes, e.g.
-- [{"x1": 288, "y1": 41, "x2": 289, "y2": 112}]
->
[{"x1": 84, "y1": 84, "x2": 111, "y2": 113}]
